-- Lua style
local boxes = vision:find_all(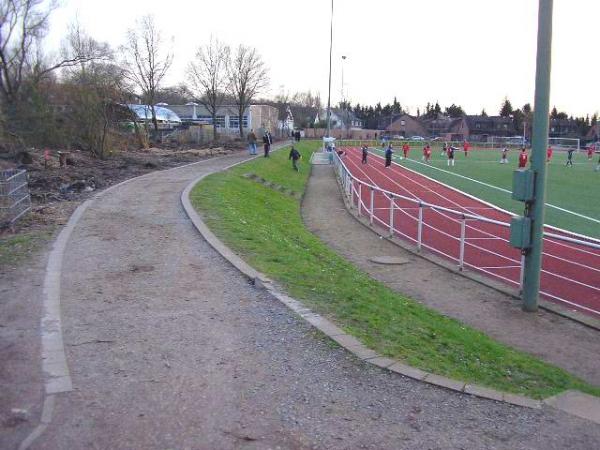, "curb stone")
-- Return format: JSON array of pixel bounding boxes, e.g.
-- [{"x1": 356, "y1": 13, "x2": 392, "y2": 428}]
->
[{"x1": 181, "y1": 163, "x2": 600, "y2": 419}]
